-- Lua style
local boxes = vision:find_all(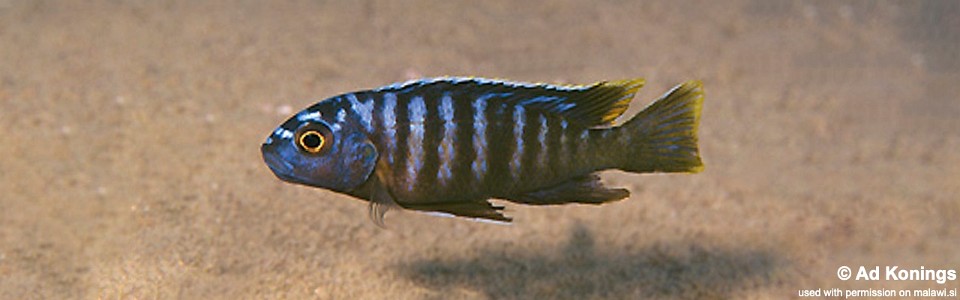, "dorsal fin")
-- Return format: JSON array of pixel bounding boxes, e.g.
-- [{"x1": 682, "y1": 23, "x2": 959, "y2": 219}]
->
[
  {"x1": 372, "y1": 77, "x2": 645, "y2": 127},
  {"x1": 506, "y1": 78, "x2": 645, "y2": 126}
]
